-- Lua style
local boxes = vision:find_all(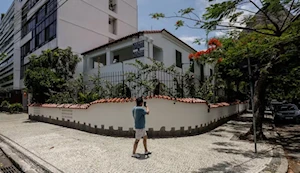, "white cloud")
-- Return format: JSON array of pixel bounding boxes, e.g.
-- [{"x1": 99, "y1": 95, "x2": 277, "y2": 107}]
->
[
  {"x1": 179, "y1": 36, "x2": 198, "y2": 42},
  {"x1": 179, "y1": 36, "x2": 206, "y2": 46},
  {"x1": 215, "y1": 31, "x2": 225, "y2": 37}
]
